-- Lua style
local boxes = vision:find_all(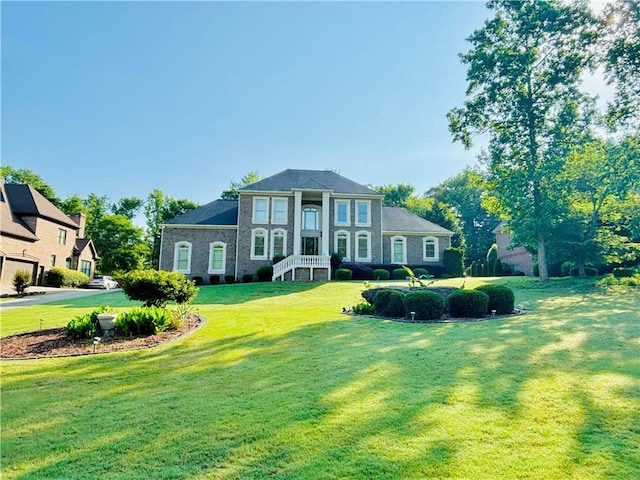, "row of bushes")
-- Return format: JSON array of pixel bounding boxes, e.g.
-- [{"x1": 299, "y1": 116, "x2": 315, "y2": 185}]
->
[
  {"x1": 335, "y1": 266, "x2": 431, "y2": 280},
  {"x1": 65, "y1": 306, "x2": 180, "y2": 339},
  {"x1": 356, "y1": 284, "x2": 515, "y2": 321}
]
